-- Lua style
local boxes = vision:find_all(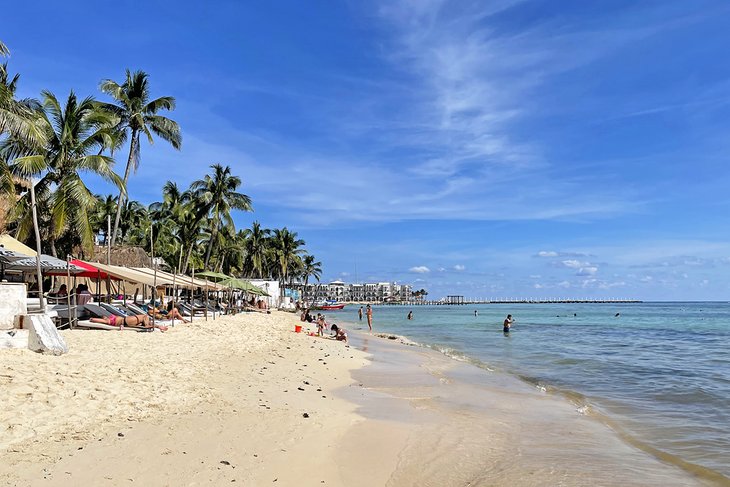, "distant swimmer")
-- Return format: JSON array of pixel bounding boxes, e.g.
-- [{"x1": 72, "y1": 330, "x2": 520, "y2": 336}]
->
[
  {"x1": 615, "y1": 312, "x2": 620, "y2": 317},
  {"x1": 407, "y1": 310, "x2": 413, "y2": 320},
  {"x1": 503, "y1": 314, "x2": 513, "y2": 333},
  {"x1": 474, "y1": 310, "x2": 478, "y2": 317}
]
